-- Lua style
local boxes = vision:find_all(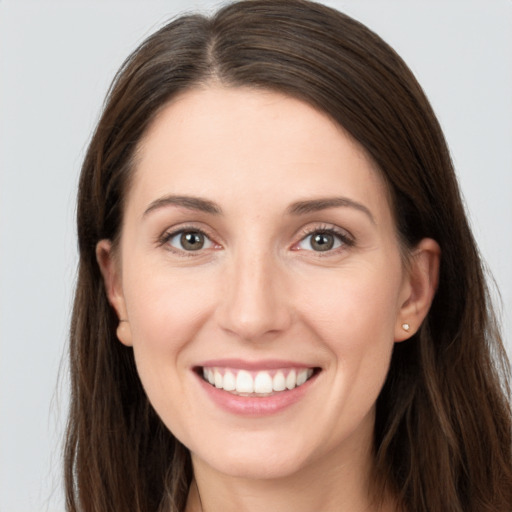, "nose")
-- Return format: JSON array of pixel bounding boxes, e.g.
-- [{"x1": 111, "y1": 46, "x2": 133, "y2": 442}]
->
[{"x1": 216, "y1": 249, "x2": 292, "y2": 342}]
